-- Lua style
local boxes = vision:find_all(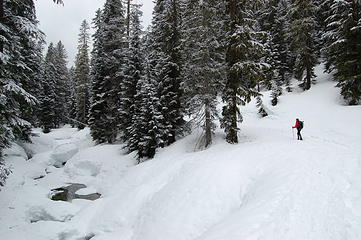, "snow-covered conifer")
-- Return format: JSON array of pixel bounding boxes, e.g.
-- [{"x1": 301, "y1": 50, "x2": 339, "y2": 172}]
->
[
  {"x1": 221, "y1": 0, "x2": 268, "y2": 144},
  {"x1": 262, "y1": 0, "x2": 292, "y2": 103},
  {"x1": 256, "y1": 96, "x2": 268, "y2": 118},
  {"x1": 39, "y1": 43, "x2": 57, "y2": 133},
  {"x1": 136, "y1": 77, "x2": 164, "y2": 160},
  {"x1": 119, "y1": 4, "x2": 144, "y2": 143},
  {"x1": 149, "y1": 0, "x2": 184, "y2": 146},
  {"x1": 289, "y1": 0, "x2": 318, "y2": 90},
  {"x1": 68, "y1": 67, "x2": 77, "y2": 127},
  {"x1": 74, "y1": 20, "x2": 91, "y2": 129},
  {"x1": 88, "y1": 9, "x2": 108, "y2": 143},
  {"x1": 89, "y1": 0, "x2": 127, "y2": 143},
  {"x1": 323, "y1": 0, "x2": 361, "y2": 105},
  {"x1": 0, "y1": 0, "x2": 41, "y2": 164},
  {"x1": 182, "y1": 0, "x2": 225, "y2": 148},
  {"x1": 53, "y1": 41, "x2": 71, "y2": 126}
]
